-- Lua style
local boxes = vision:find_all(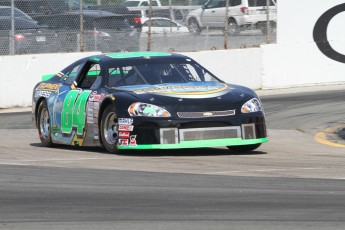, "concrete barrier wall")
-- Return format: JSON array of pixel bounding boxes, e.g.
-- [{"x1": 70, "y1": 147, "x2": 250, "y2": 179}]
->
[
  {"x1": 1, "y1": 43, "x2": 344, "y2": 108},
  {"x1": 0, "y1": 49, "x2": 263, "y2": 109},
  {"x1": 181, "y1": 49, "x2": 263, "y2": 89},
  {"x1": 0, "y1": 52, "x2": 101, "y2": 108},
  {"x1": 262, "y1": 42, "x2": 345, "y2": 89},
  {"x1": 264, "y1": 0, "x2": 345, "y2": 89}
]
